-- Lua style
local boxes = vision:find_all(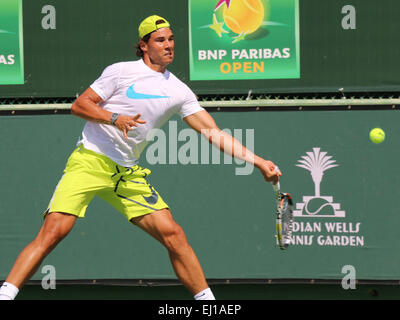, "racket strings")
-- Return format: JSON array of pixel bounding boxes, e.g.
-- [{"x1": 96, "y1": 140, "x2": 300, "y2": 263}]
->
[{"x1": 280, "y1": 193, "x2": 294, "y2": 246}]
